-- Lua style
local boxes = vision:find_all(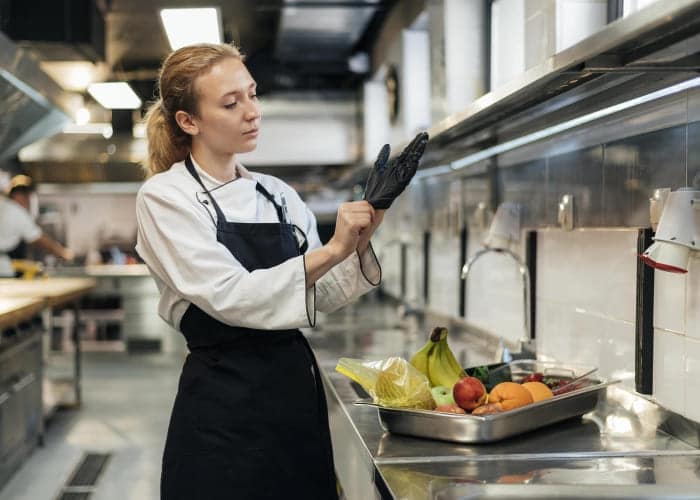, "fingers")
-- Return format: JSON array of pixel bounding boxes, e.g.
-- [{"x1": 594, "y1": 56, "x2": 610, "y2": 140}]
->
[
  {"x1": 408, "y1": 132, "x2": 429, "y2": 160},
  {"x1": 374, "y1": 144, "x2": 390, "y2": 171},
  {"x1": 397, "y1": 131, "x2": 429, "y2": 164},
  {"x1": 340, "y1": 200, "x2": 375, "y2": 221}
]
